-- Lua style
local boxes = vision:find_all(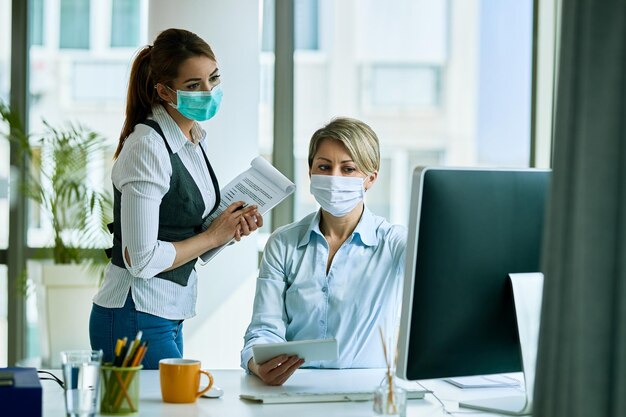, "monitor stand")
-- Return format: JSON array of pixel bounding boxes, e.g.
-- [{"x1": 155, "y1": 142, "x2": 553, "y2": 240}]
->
[{"x1": 459, "y1": 273, "x2": 543, "y2": 416}]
